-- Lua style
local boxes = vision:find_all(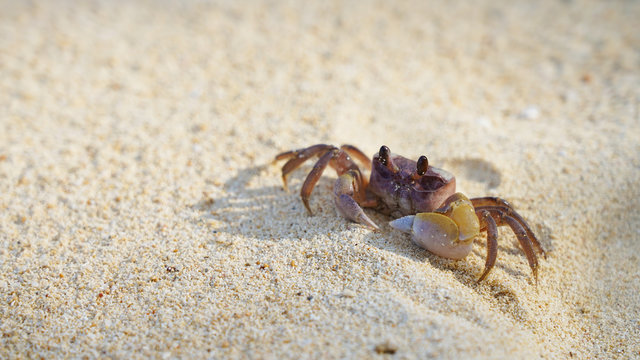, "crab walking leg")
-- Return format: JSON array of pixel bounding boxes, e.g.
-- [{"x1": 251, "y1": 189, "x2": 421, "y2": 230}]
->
[
  {"x1": 274, "y1": 143, "x2": 330, "y2": 161},
  {"x1": 477, "y1": 210, "x2": 498, "y2": 282},
  {"x1": 278, "y1": 144, "x2": 334, "y2": 191},
  {"x1": 474, "y1": 205, "x2": 545, "y2": 258},
  {"x1": 504, "y1": 215, "x2": 538, "y2": 281},
  {"x1": 483, "y1": 209, "x2": 539, "y2": 281},
  {"x1": 340, "y1": 144, "x2": 372, "y2": 170},
  {"x1": 334, "y1": 170, "x2": 379, "y2": 230},
  {"x1": 299, "y1": 149, "x2": 339, "y2": 214},
  {"x1": 471, "y1": 197, "x2": 545, "y2": 257}
]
